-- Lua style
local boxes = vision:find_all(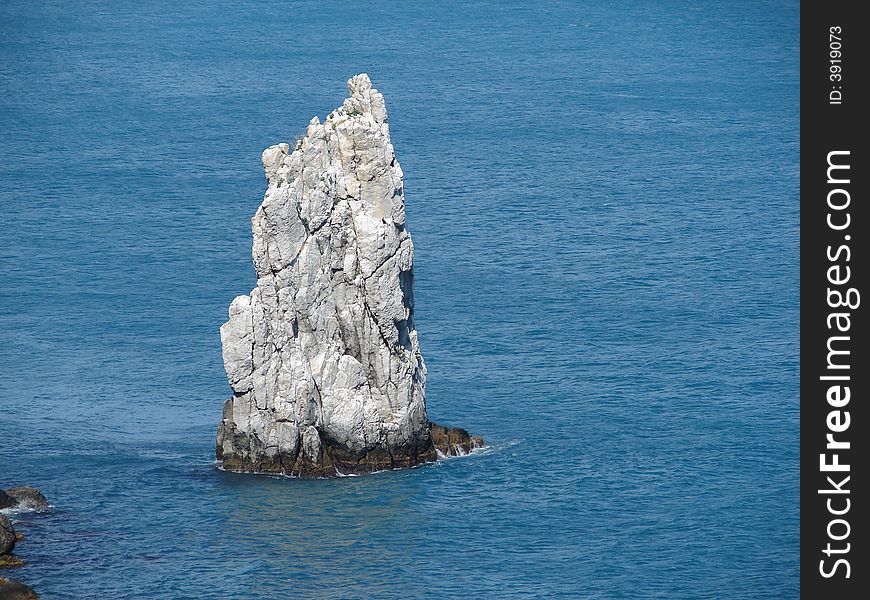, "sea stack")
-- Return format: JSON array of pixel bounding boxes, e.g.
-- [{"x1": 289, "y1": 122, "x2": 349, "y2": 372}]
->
[{"x1": 216, "y1": 74, "x2": 482, "y2": 477}]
